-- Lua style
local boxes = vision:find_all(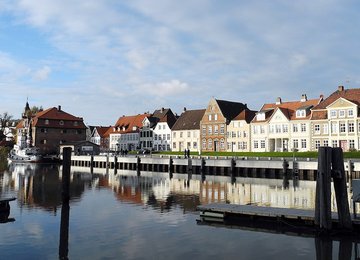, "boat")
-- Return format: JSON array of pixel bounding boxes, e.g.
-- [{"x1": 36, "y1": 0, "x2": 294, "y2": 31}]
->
[{"x1": 8, "y1": 145, "x2": 42, "y2": 163}]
